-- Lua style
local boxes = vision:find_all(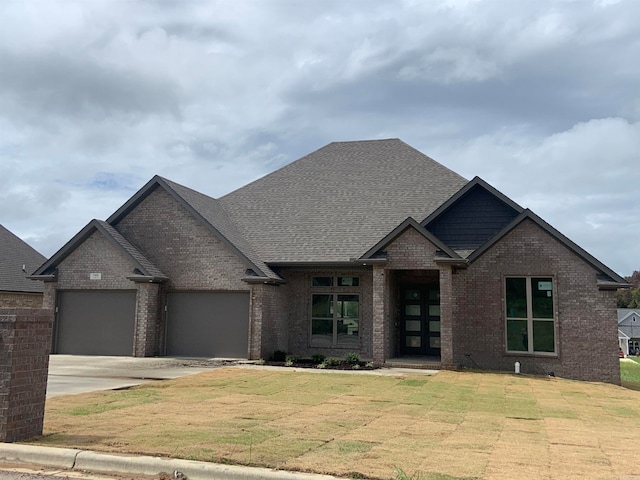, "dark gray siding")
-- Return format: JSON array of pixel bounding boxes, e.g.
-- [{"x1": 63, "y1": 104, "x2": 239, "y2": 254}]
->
[{"x1": 425, "y1": 185, "x2": 519, "y2": 250}]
